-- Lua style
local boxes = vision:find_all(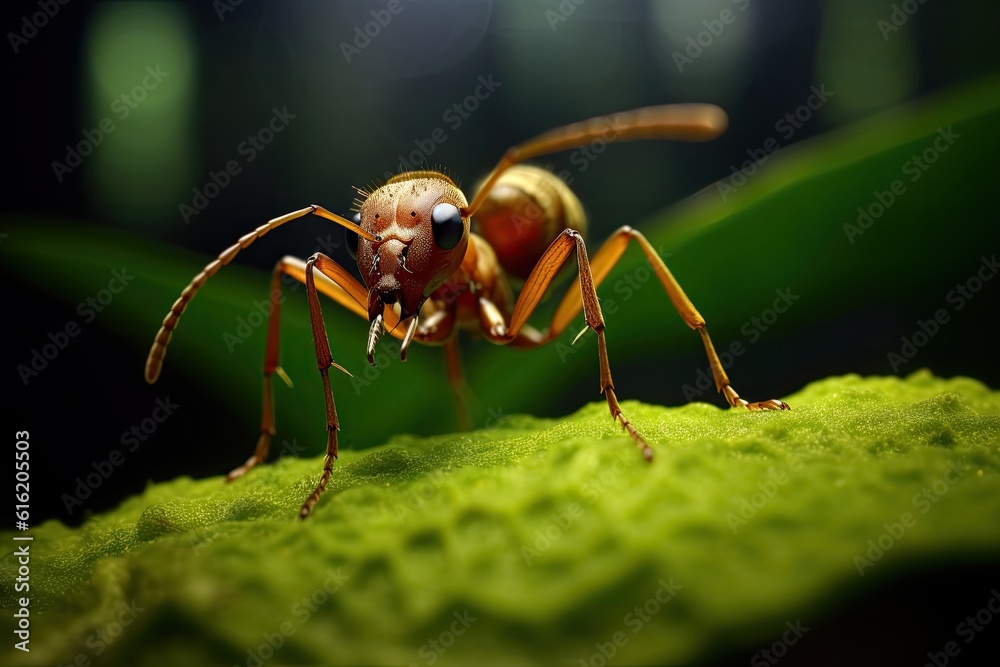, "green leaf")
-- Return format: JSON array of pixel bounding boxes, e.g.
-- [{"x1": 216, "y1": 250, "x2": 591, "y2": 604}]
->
[{"x1": 3, "y1": 372, "x2": 1000, "y2": 665}]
